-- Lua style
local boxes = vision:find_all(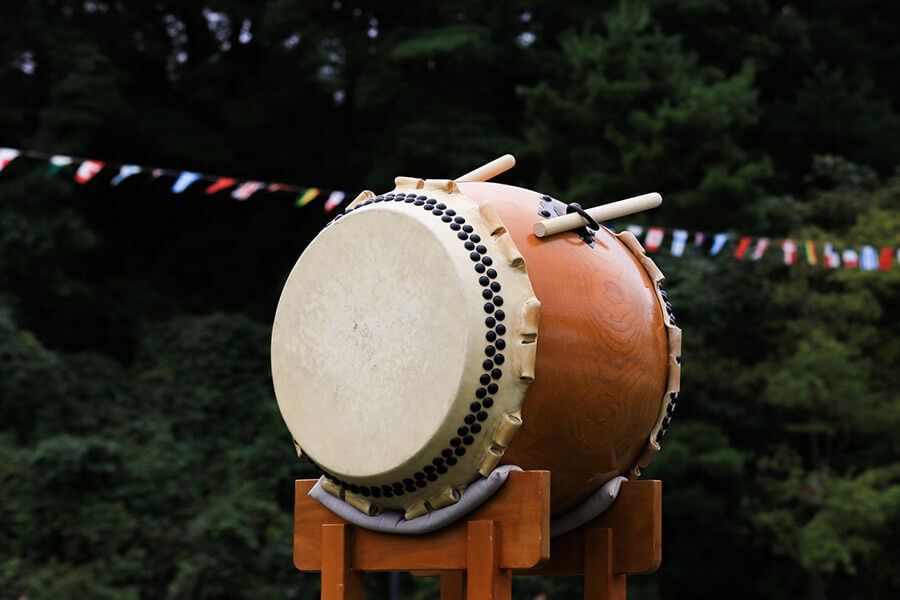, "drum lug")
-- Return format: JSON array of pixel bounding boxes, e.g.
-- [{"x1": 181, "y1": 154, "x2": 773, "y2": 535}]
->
[
  {"x1": 426, "y1": 486, "x2": 461, "y2": 512},
  {"x1": 477, "y1": 411, "x2": 523, "y2": 477},
  {"x1": 478, "y1": 202, "x2": 507, "y2": 237},
  {"x1": 344, "y1": 491, "x2": 381, "y2": 517},
  {"x1": 393, "y1": 176, "x2": 425, "y2": 190},
  {"x1": 404, "y1": 499, "x2": 430, "y2": 520}
]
